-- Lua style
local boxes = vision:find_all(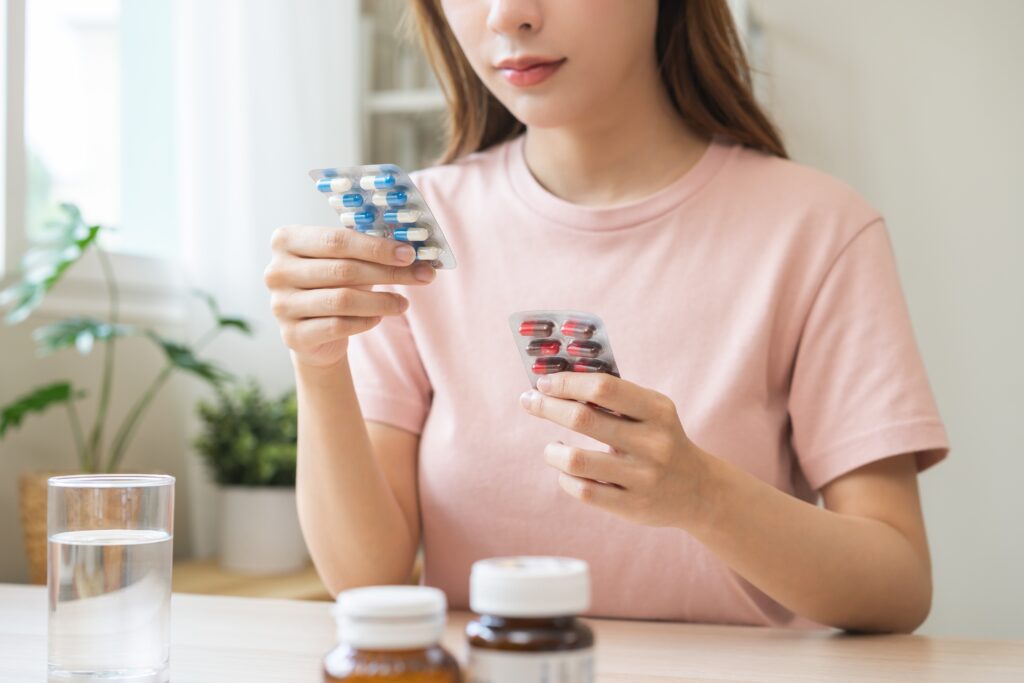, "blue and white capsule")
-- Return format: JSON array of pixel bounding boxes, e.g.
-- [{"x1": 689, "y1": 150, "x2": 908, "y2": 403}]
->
[
  {"x1": 359, "y1": 228, "x2": 388, "y2": 238},
  {"x1": 339, "y1": 209, "x2": 376, "y2": 227},
  {"x1": 328, "y1": 193, "x2": 364, "y2": 209},
  {"x1": 316, "y1": 176, "x2": 352, "y2": 193},
  {"x1": 416, "y1": 246, "x2": 442, "y2": 261},
  {"x1": 383, "y1": 209, "x2": 421, "y2": 224},
  {"x1": 359, "y1": 173, "x2": 397, "y2": 191},
  {"x1": 371, "y1": 189, "x2": 408, "y2": 208},
  {"x1": 392, "y1": 227, "x2": 429, "y2": 242}
]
